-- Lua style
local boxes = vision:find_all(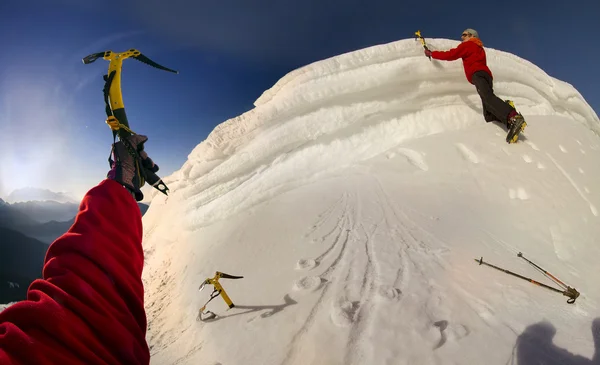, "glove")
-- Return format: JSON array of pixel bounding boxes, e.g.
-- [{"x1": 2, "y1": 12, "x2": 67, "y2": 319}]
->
[
  {"x1": 424, "y1": 49, "x2": 432, "y2": 58},
  {"x1": 107, "y1": 134, "x2": 159, "y2": 202}
]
